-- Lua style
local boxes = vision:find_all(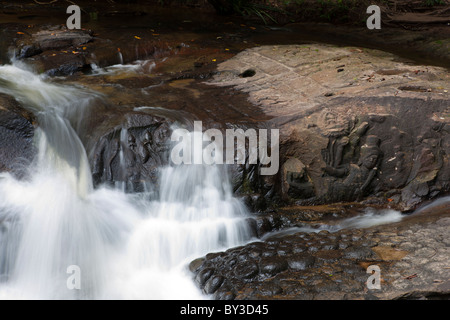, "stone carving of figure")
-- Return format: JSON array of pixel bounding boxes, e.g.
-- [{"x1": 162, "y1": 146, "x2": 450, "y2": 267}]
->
[
  {"x1": 323, "y1": 135, "x2": 382, "y2": 201},
  {"x1": 105, "y1": 137, "x2": 120, "y2": 182},
  {"x1": 91, "y1": 124, "x2": 172, "y2": 190},
  {"x1": 138, "y1": 130, "x2": 153, "y2": 164},
  {"x1": 92, "y1": 135, "x2": 120, "y2": 185},
  {"x1": 282, "y1": 157, "x2": 315, "y2": 200},
  {"x1": 153, "y1": 123, "x2": 171, "y2": 153},
  {"x1": 323, "y1": 135, "x2": 349, "y2": 171},
  {"x1": 122, "y1": 133, "x2": 140, "y2": 183},
  {"x1": 350, "y1": 136, "x2": 382, "y2": 195}
]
